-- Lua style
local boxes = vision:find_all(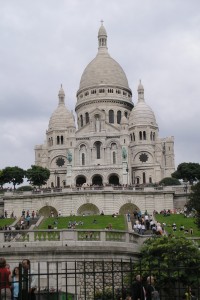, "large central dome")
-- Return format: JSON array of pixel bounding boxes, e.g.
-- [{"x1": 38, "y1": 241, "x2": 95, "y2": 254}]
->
[
  {"x1": 78, "y1": 24, "x2": 130, "y2": 91},
  {"x1": 79, "y1": 52, "x2": 129, "y2": 90}
]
